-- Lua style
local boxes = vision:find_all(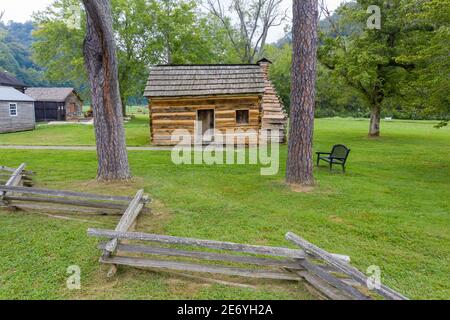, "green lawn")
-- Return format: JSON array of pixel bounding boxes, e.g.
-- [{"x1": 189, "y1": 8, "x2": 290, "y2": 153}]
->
[
  {"x1": 0, "y1": 115, "x2": 151, "y2": 146},
  {"x1": 0, "y1": 118, "x2": 449, "y2": 300}
]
